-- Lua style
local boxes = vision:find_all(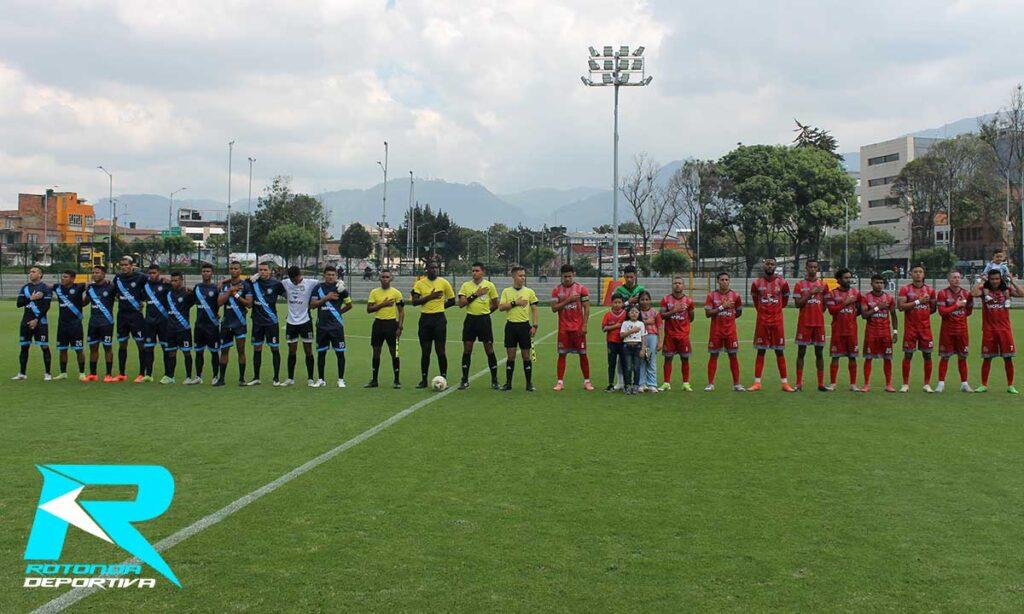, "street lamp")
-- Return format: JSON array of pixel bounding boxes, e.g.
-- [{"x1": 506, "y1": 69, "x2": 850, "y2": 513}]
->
[
  {"x1": 42, "y1": 185, "x2": 58, "y2": 260},
  {"x1": 246, "y1": 157, "x2": 256, "y2": 259},
  {"x1": 581, "y1": 44, "x2": 652, "y2": 279},
  {"x1": 407, "y1": 170, "x2": 414, "y2": 272},
  {"x1": 97, "y1": 166, "x2": 113, "y2": 258},
  {"x1": 431, "y1": 229, "x2": 447, "y2": 264},
  {"x1": 226, "y1": 140, "x2": 235, "y2": 267},
  {"x1": 377, "y1": 141, "x2": 389, "y2": 268},
  {"x1": 169, "y1": 187, "x2": 187, "y2": 230}
]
